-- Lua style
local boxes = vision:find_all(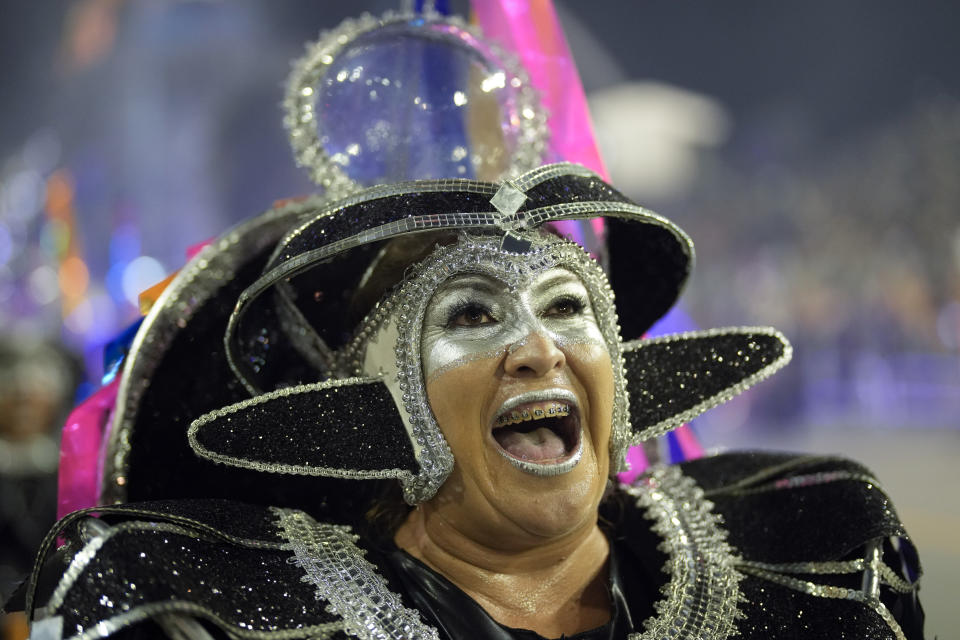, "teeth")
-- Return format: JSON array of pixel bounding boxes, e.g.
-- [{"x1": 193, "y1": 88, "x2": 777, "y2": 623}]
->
[{"x1": 495, "y1": 403, "x2": 570, "y2": 427}]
